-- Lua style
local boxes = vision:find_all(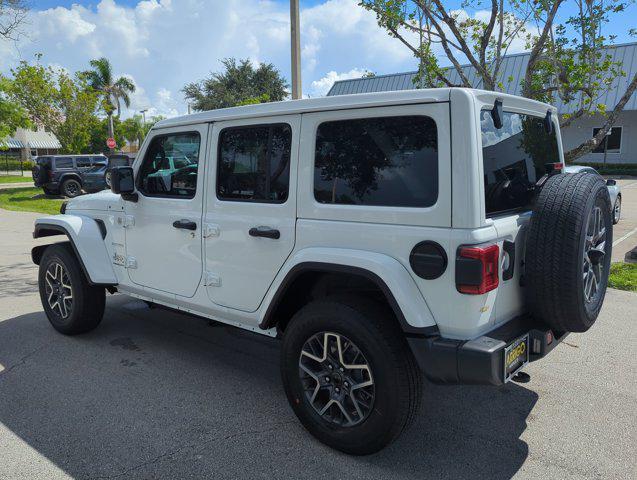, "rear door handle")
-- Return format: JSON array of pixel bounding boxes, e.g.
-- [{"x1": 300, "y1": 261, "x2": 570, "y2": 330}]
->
[
  {"x1": 173, "y1": 219, "x2": 197, "y2": 231},
  {"x1": 249, "y1": 226, "x2": 280, "y2": 239}
]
